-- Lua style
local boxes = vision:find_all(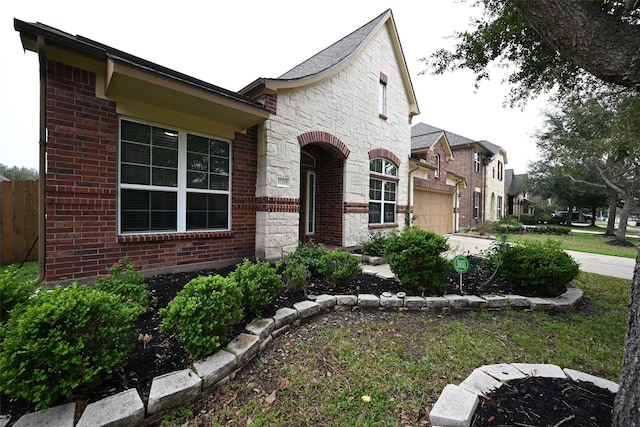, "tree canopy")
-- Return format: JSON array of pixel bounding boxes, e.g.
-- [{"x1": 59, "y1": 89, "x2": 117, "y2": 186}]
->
[
  {"x1": 0, "y1": 164, "x2": 38, "y2": 181},
  {"x1": 424, "y1": 0, "x2": 640, "y2": 106}
]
